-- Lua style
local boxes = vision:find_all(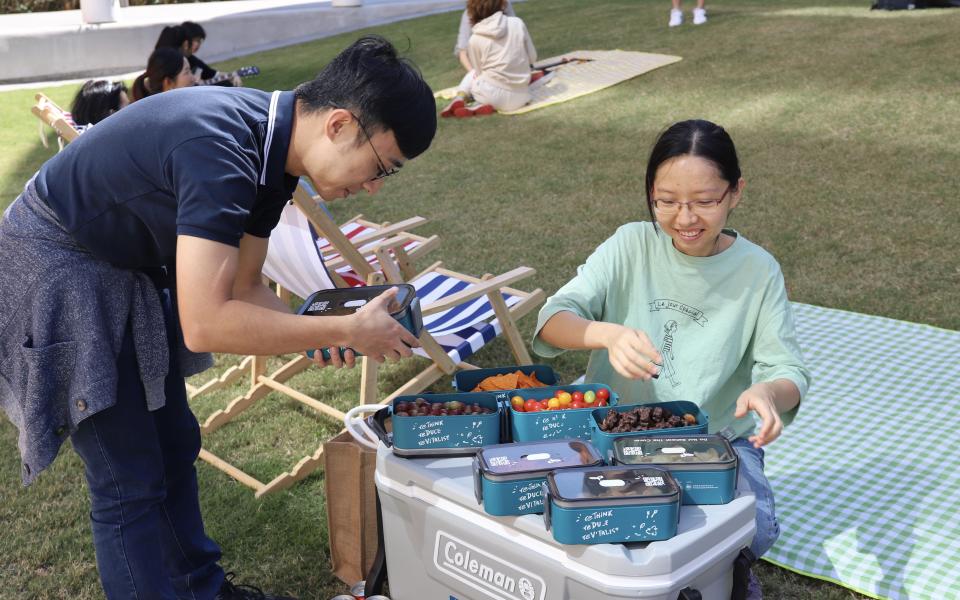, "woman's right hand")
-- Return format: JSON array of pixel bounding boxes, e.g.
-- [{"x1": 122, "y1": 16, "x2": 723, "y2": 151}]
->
[
  {"x1": 605, "y1": 325, "x2": 662, "y2": 381},
  {"x1": 345, "y1": 287, "x2": 420, "y2": 363}
]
